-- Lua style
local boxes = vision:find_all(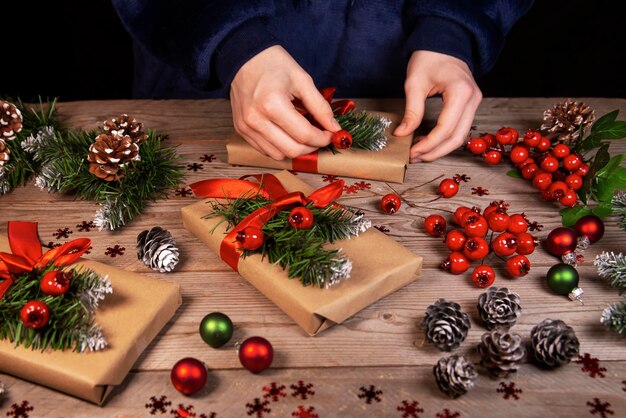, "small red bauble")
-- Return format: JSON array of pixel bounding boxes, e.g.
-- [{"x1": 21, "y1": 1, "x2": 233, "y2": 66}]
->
[
  {"x1": 507, "y1": 214, "x2": 528, "y2": 234},
  {"x1": 516, "y1": 232, "x2": 538, "y2": 255},
  {"x1": 532, "y1": 171, "x2": 553, "y2": 191},
  {"x1": 492, "y1": 232, "x2": 518, "y2": 257},
  {"x1": 441, "y1": 252, "x2": 470, "y2": 274},
  {"x1": 424, "y1": 214, "x2": 447, "y2": 237},
  {"x1": 523, "y1": 130, "x2": 541, "y2": 148},
  {"x1": 559, "y1": 189, "x2": 578, "y2": 207},
  {"x1": 576, "y1": 163, "x2": 589, "y2": 176},
  {"x1": 537, "y1": 136, "x2": 552, "y2": 152},
  {"x1": 171, "y1": 357, "x2": 207, "y2": 395},
  {"x1": 438, "y1": 178, "x2": 459, "y2": 198},
  {"x1": 540, "y1": 155, "x2": 559, "y2": 173},
  {"x1": 288, "y1": 207, "x2": 314, "y2": 230},
  {"x1": 506, "y1": 255, "x2": 531, "y2": 277},
  {"x1": 496, "y1": 127, "x2": 519, "y2": 145},
  {"x1": 574, "y1": 214, "x2": 605, "y2": 243},
  {"x1": 551, "y1": 144, "x2": 571, "y2": 159},
  {"x1": 471, "y1": 265, "x2": 496, "y2": 288},
  {"x1": 482, "y1": 133, "x2": 497, "y2": 148},
  {"x1": 331, "y1": 129, "x2": 353, "y2": 149},
  {"x1": 510, "y1": 146, "x2": 529, "y2": 164},
  {"x1": 236, "y1": 227, "x2": 265, "y2": 251},
  {"x1": 467, "y1": 137, "x2": 487, "y2": 155},
  {"x1": 463, "y1": 237, "x2": 489, "y2": 260},
  {"x1": 483, "y1": 150, "x2": 502, "y2": 165},
  {"x1": 381, "y1": 193, "x2": 401, "y2": 214},
  {"x1": 445, "y1": 230, "x2": 467, "y2": 251},
  {"x1": 546, "y1": 227, "x2": 578, "y2": 256},
  {"x1": 20, "y1": 300, "x2": 50, "y2": 329},
  {"x1": 486, "y1": 211, "x2": 511, "y2": 232},
  {"x1": 40, "y1": 270, "x2": 71, "y2": 296},
  {"x1": 565, "y1": 174, "x2": 583, "y2": 191},
  {"x1": 521, "y1": 163, "x2": 540, "y2": 180},
  {"x1": 463, "y1": 214, "x2": 488, "y2": 237},
  {"x1": 563, "y1": 154, "x2": 582, "y2": 171},
  {"x1": 238, "y1": 336, "x2": 274, "y2": 373},
  {"x1": 453, "y1": 206, "x2": 471, "y2": 226}
]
